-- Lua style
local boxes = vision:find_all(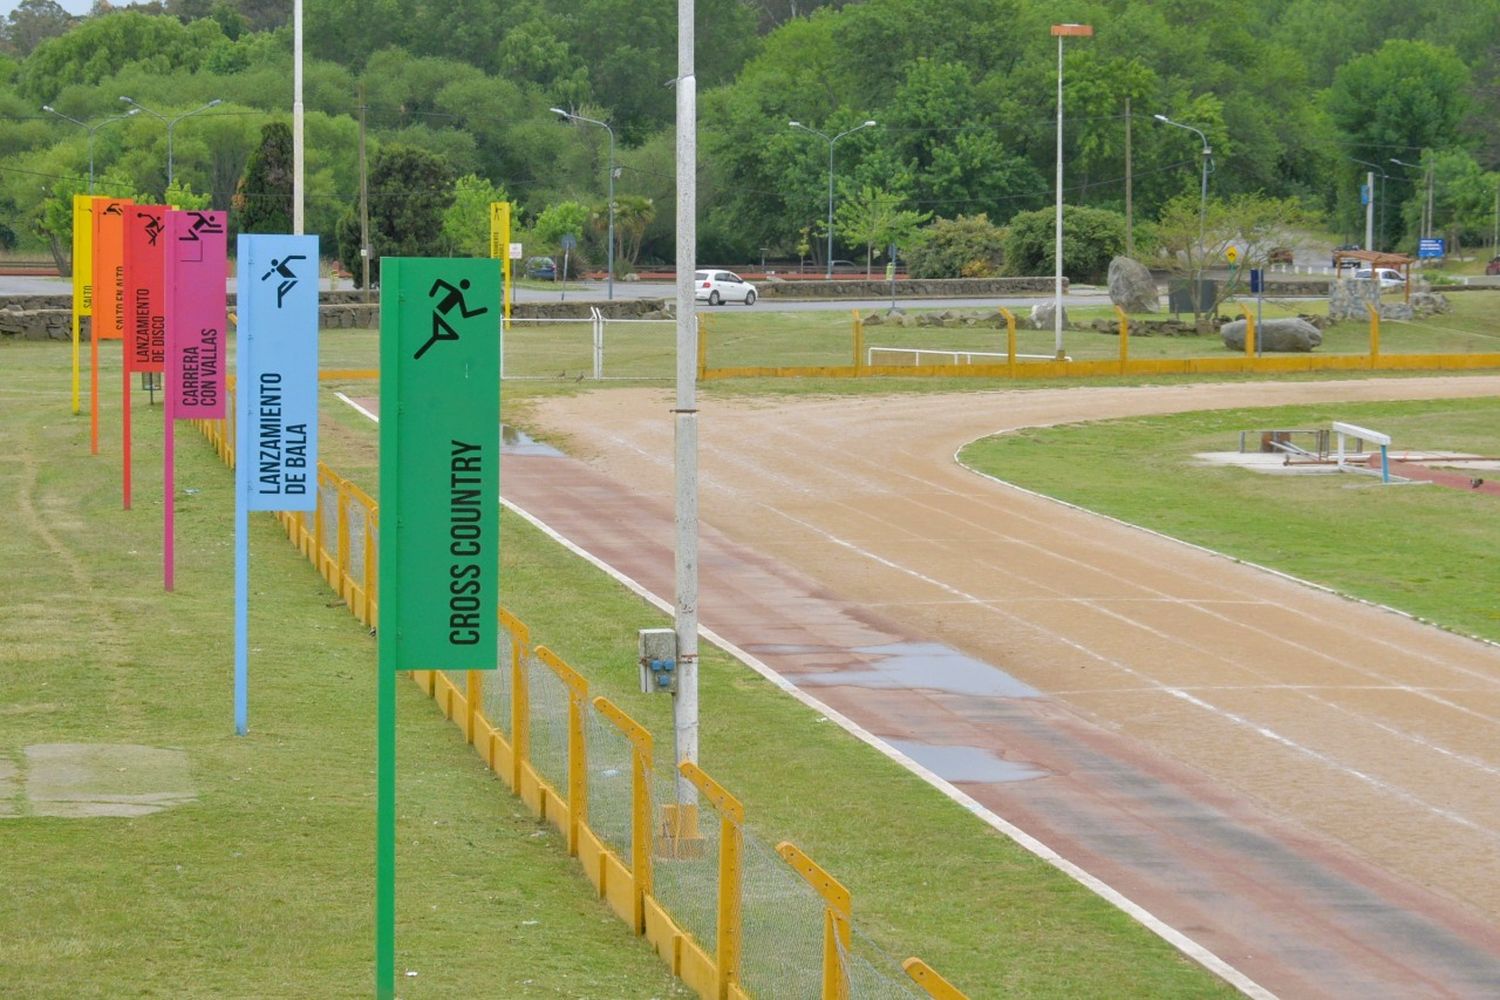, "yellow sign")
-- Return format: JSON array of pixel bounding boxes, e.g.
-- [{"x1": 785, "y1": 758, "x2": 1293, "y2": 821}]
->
[
  {"x1": 1225, "y1": 246, "x2": 1239, "y2": 264},
  {"x1": 490, "y1": 201, "x2": 512, "y2": 324}
]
